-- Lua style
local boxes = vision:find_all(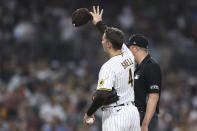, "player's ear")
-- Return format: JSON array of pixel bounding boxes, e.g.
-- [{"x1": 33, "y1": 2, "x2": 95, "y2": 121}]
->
[{"x1": 107, "y1": 42, "x2": 112, "y2": 48}]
